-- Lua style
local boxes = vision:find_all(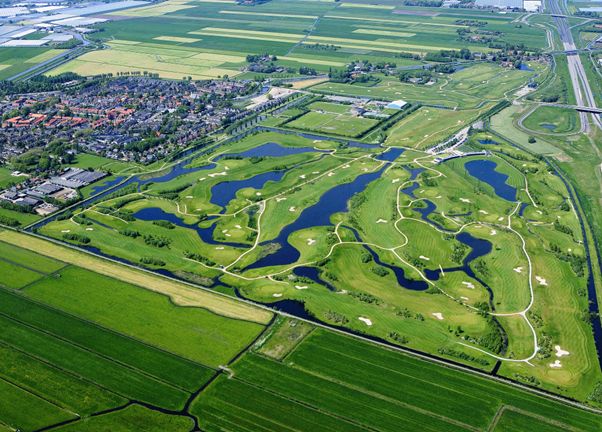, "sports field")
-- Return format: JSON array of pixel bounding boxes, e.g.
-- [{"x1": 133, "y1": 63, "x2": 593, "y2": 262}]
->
[{"x1": 33, "y1": 127, "x2": 601, "y2": 404}]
